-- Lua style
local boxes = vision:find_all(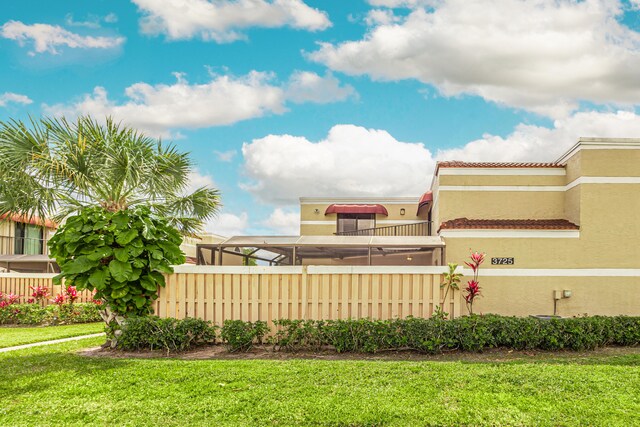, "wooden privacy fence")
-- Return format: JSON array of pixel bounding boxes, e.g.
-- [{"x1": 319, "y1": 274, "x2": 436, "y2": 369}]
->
[
  {"x1": 0, "y1": 266, "x2": 459, "y2": 321},
  {"x1": 155, "y1": 266, "x2": 458, "y2": 324},
  {"x1": 0, "y1": 273, "x2": 94, "y2": 304}
]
